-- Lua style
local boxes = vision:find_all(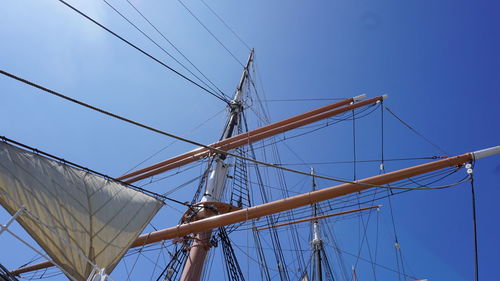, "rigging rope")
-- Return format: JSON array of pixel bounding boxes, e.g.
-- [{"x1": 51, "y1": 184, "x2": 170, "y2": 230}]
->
[
  {"x1": 148, "y1": 242, "x2": 165, "y2": 281},
  {"x1": 470, "y1": 174, "x2": 479, "y2": 281},
  {"x1": 384, "y1": 105, "x2": 450, "y2": 156},
  {"x1": 100, "y1": 0, "x2": 226, "y2": 100},
  {"x1": 125, "y1": 0, "x2": 231, "y2": 100},
  {"x1": 270, "y1": 156, "x2": 445, "y2": 166},
  {"x1": 354, "y1": 193, "x2": 379, "y2": 281},
  {"x1": 382, "y1": 101, "x2": 410, "y2": 280},
  {"x1": 323, "y1": 243, "x2": 420, "y2": 280},
  {"x1": 123, "y1": 107, "x2": 226, "y2": 176},
  {"x1": 256, "y1": 98, "x2": 347, "y2": 102},
  {"x1": 0, "y1": 69, "x2": 470, "y2": 191},
  {"x1": 199, "y1": 0, "x2": 251, "y2": 50},
  {"x1": 241, "y1": 169, "x2": 469, "y2": 230},
  {"x1": 249, "y1": 104, "x2": 379, "y2": 152},
  {"x1": 380, "y1": 100, "x2": 385, "y2": 172},
  {"x1": 55, "y1": 0, "x2": 229, "y2": 104},
  {"x1": 380, "y1": 101, "x2": 402, "y2": 280},
  {"x1": 124, "y1": 243, "x2": 144, "y2": 281},
  {"x1": 175, "y1": 0, "x2": 245, "y2": 67},
  {"x1": 352, "y1": 109, "x2": 357, "y2": 181}
]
